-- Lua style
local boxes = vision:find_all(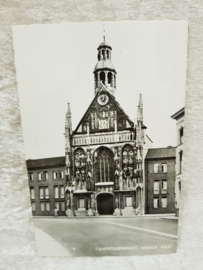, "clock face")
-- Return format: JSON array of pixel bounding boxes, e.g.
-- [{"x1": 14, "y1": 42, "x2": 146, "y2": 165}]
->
[{"x1": 97, "y1": 94, "x2": 109, "y2": 105}]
